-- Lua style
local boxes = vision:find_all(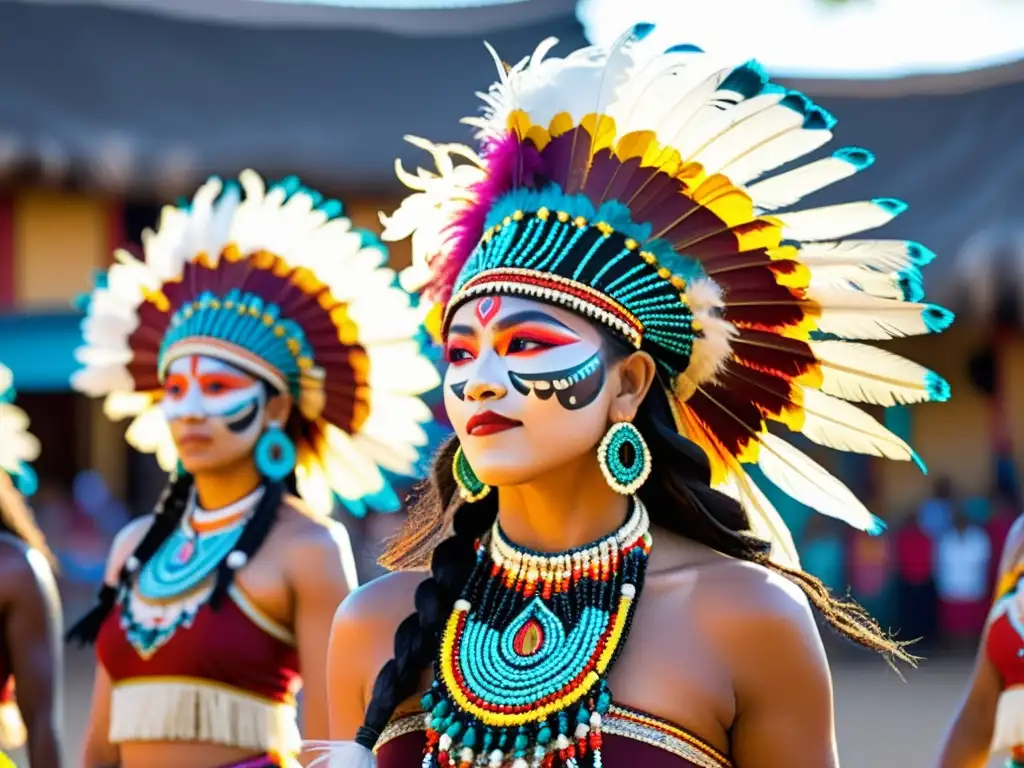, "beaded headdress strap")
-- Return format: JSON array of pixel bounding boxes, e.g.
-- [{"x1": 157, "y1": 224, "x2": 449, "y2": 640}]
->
[{"x1": 382, "y1": 24, "x2": 952, "y2": 565}]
